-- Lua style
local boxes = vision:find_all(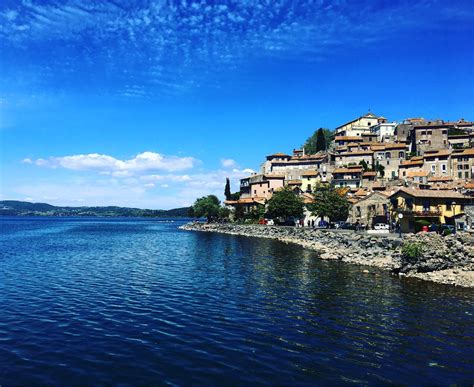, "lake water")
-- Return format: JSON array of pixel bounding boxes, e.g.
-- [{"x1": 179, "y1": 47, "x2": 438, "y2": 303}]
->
[{"x1": 1, "y1": 217, "x2": 473, "y2": 385}]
